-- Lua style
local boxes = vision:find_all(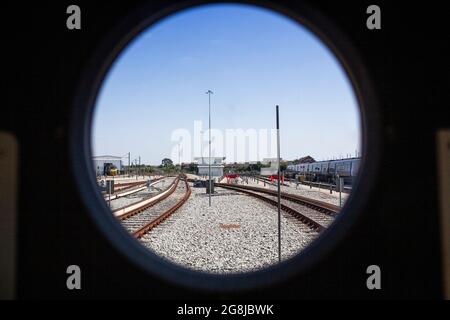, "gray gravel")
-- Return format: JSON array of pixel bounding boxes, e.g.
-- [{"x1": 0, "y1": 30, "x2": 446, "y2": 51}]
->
[
  {"x1": 249, "y1": 190, "x2": 335, "y2": 227},
  {"x1": 140, "y1": 185, "x2": 319, "y2": 274},
  {"x1": 120, "y1": 179, "x2": 185, "y2": 234},
  {"x1": 246, "y1": 178, "x2": 348, "y2": 207}
]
